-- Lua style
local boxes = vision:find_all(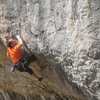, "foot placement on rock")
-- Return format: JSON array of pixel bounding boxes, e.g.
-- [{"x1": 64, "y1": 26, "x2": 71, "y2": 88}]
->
[{"x1": 38, "y1": 77, "x2": 44, "y2": 82}]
